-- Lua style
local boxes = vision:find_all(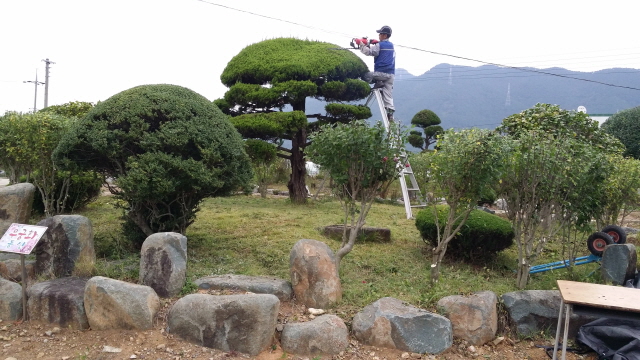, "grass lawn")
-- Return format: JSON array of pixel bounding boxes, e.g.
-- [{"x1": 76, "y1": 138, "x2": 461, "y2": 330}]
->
[
  {"x1": 67, "y1": 191, "x2": 624, "y2": 310},
  {"x1": 68, "y1": 192, "x2": 623, "y2": 313}
]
